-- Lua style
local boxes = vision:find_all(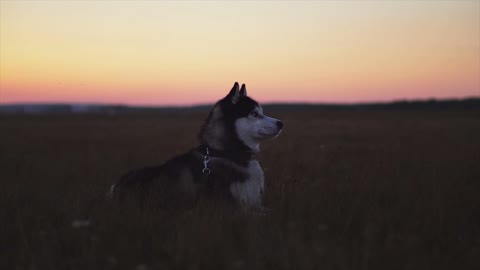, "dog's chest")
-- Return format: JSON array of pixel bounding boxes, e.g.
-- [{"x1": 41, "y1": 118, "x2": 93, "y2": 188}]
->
[{"x1": 229, "y1": 160, "x2": 264, "y2": 208}]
